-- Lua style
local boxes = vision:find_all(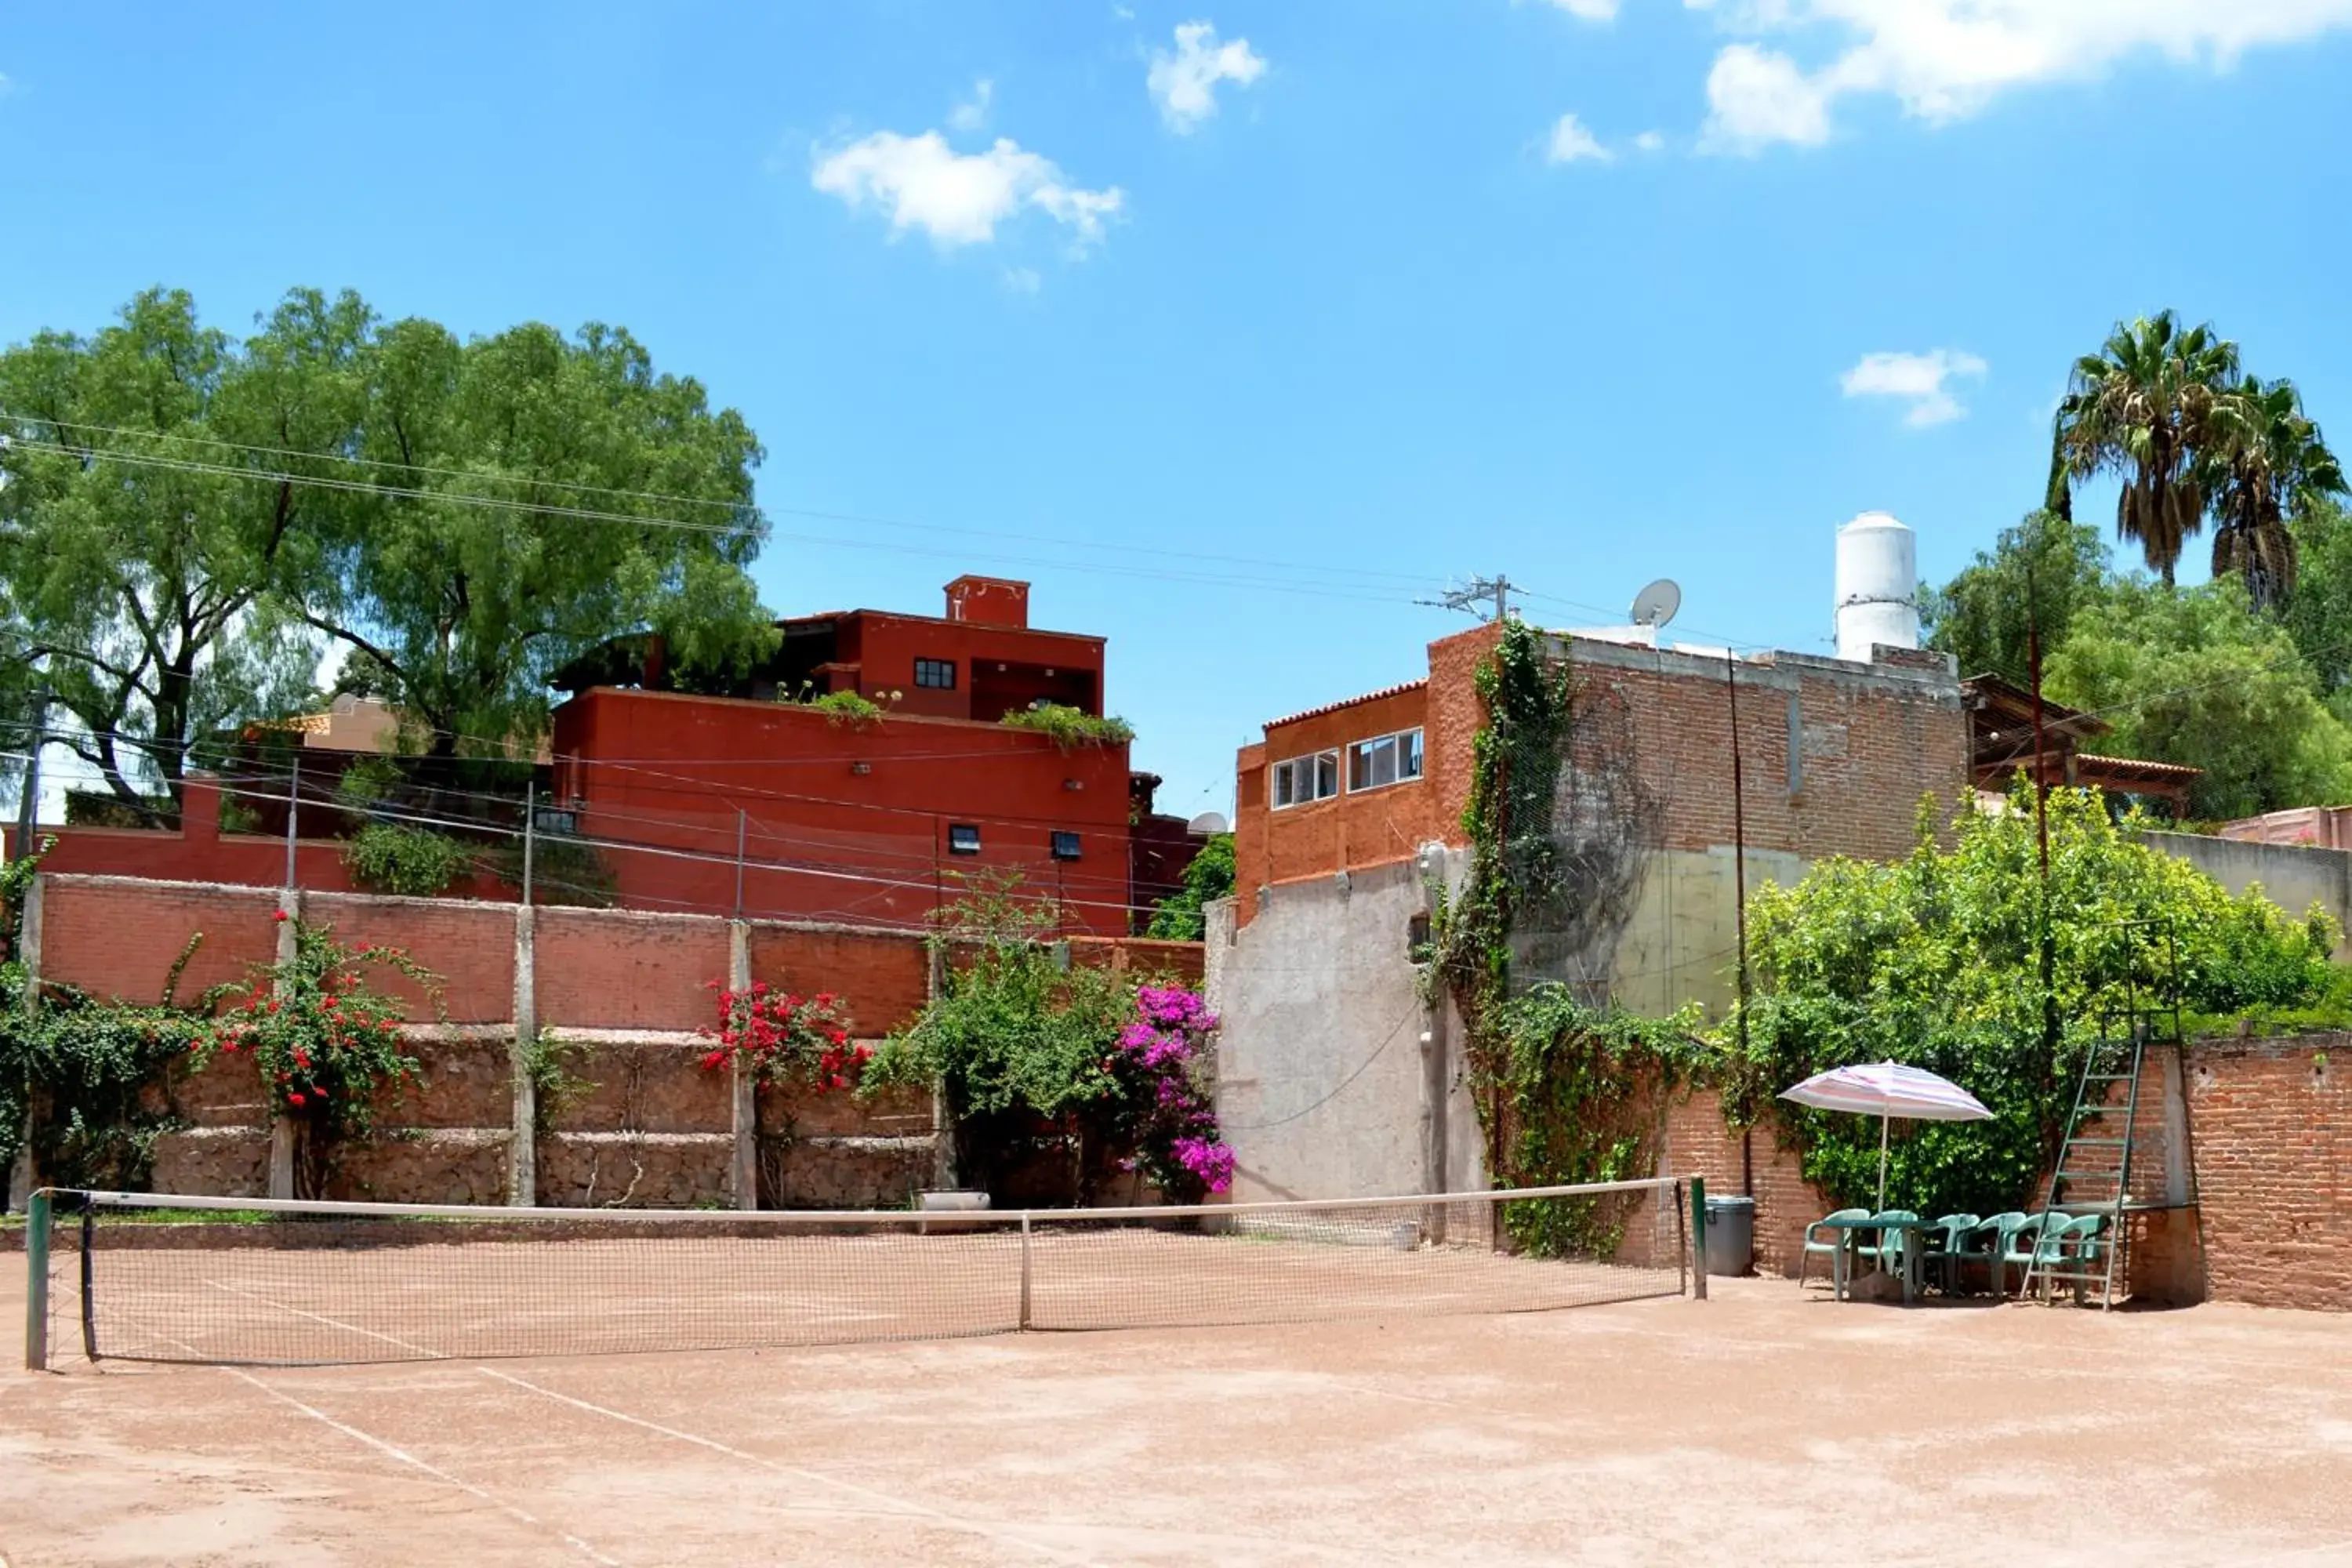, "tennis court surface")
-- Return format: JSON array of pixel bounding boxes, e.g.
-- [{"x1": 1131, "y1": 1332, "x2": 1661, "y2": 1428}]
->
[{"x1": 5, "y1": 1193, "x2": 2352, "y2": 1565}]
